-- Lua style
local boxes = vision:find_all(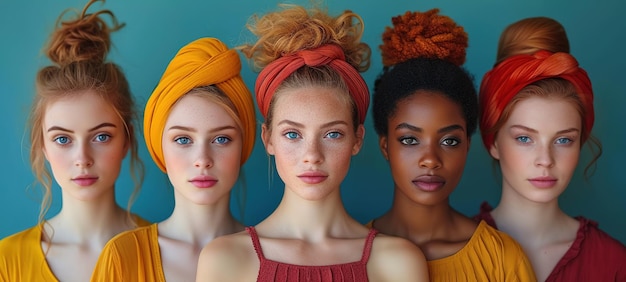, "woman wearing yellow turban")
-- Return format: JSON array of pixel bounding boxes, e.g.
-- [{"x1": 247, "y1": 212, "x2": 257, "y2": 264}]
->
[{"x1": 91, "y1": 37, "x2": 256, "y2": 282}]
